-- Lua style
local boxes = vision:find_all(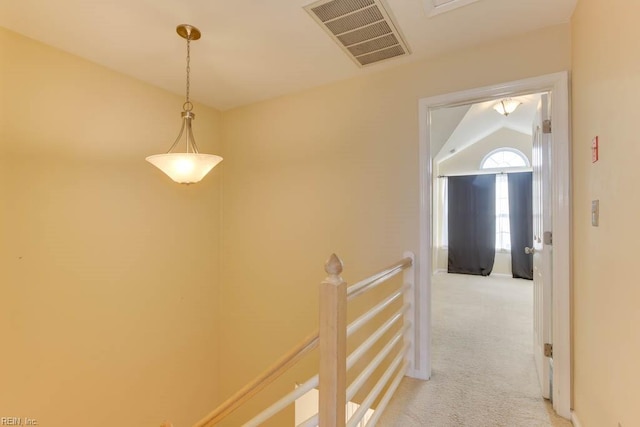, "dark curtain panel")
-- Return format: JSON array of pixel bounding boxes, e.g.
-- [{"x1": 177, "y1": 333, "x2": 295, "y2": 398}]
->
[
  {"x1": 448, "y1": 175, "x2": 496, "y2": 276},
  {"x1": 508, "y1": 172, "x2": 534, "y2": 280}
]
